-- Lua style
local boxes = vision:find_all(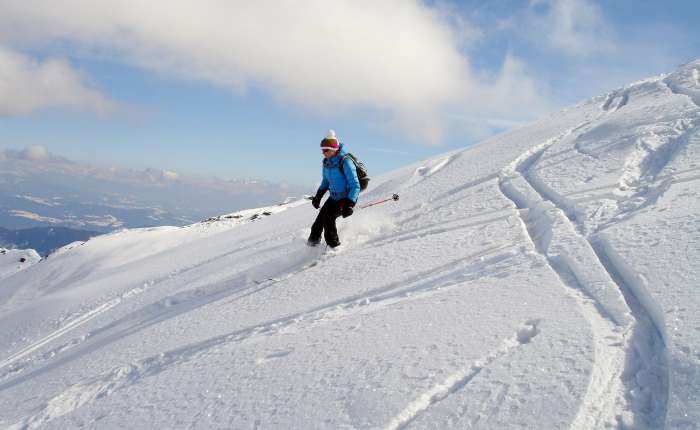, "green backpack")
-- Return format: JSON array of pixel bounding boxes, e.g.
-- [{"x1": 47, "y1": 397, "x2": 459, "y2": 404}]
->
[{"x1": 339, "y1": 153, "x2": 370, "y2": 191}]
